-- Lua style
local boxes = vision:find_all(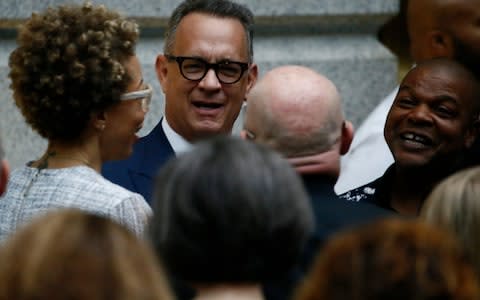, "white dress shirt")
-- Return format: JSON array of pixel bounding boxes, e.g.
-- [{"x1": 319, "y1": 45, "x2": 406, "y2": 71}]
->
[{"x1": 161, "y1": 117, "x2": 192, "y2": 155}]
